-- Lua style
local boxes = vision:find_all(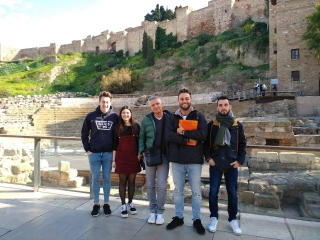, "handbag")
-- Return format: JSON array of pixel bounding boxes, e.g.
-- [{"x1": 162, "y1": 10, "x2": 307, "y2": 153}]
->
[
  {"x1": 144, "y1": 116, "x2": 165, "y2": 167},
  {"x1": 144, "y1": 146, "x2": 163, "y2": 167},
  {"x1": 140, "y1": 155, "x2": 145, "y2": 170}
]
